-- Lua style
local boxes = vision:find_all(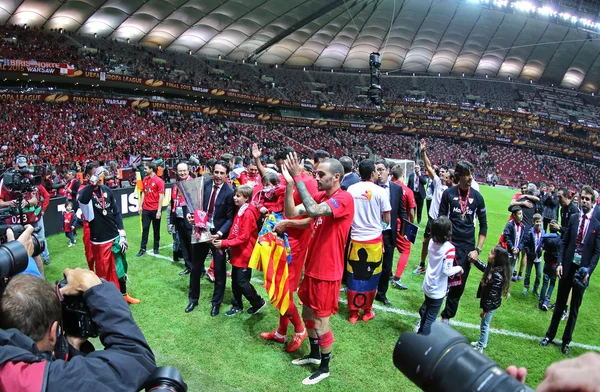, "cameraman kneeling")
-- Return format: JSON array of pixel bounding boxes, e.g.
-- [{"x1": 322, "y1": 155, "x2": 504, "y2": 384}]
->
[{"x1": 0, "y1": 267, "x2": 156, "y2": 391}]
